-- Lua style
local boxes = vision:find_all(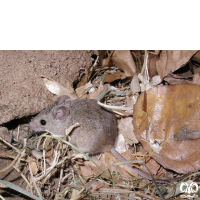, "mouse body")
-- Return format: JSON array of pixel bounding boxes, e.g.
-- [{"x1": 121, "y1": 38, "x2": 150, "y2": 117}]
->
[{"x1": 29, "y1": 95, "x2": 118, "y2": 154}]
